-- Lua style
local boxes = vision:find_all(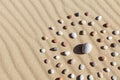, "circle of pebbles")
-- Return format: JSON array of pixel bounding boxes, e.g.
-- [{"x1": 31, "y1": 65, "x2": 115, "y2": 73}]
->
[{"x1": 40, "y1": 11, "x2": 119, "y2": 80}]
